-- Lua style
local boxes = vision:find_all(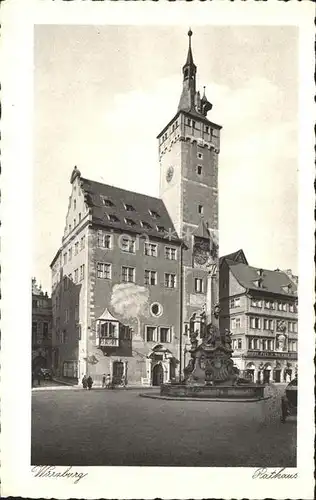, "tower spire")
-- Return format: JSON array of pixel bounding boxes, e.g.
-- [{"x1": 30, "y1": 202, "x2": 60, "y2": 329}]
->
[
  {"x1": 177, "y1": 30, "x2": 213, "y2": 117},
  {"x1": 178, "y1": 29, "x2": 197, "y2": 113}
]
